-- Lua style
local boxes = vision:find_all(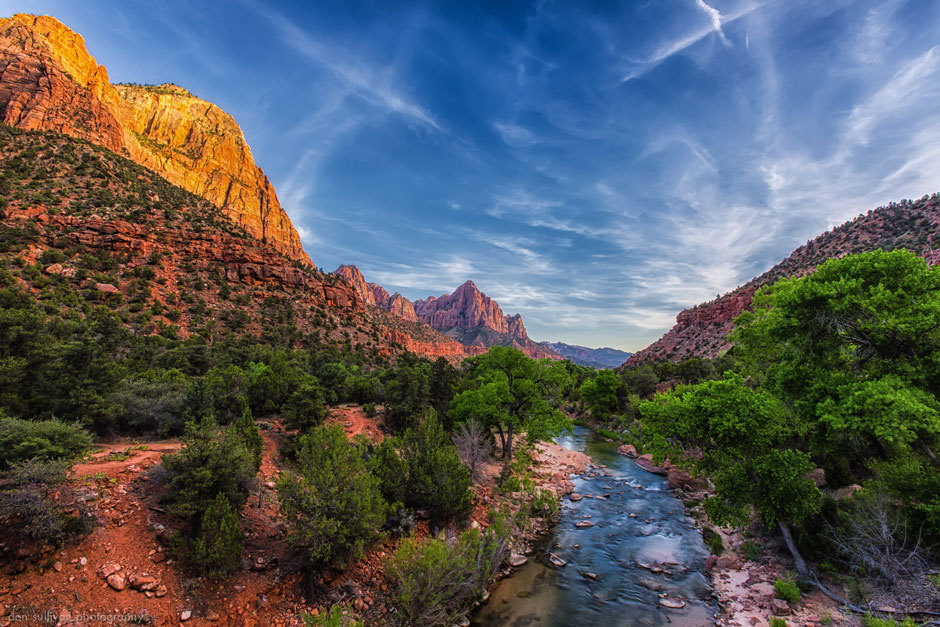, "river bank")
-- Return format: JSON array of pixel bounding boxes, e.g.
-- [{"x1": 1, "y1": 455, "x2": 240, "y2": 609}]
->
[{"x1": 472, "y1": 426, "x2": 716, "y2": 626}]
